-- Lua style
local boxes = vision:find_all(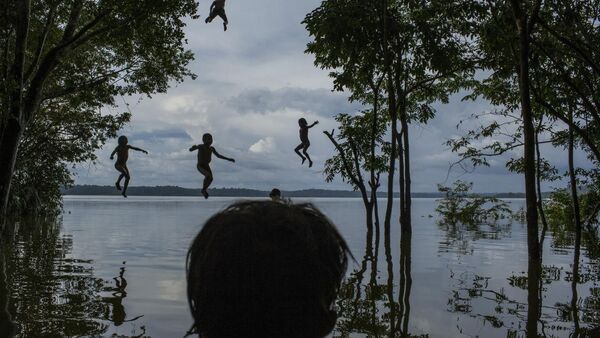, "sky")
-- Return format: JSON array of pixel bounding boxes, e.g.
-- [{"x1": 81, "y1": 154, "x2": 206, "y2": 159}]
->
[{"x1": 74, "y1": 0, "x2": 586, "y2": 193}]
